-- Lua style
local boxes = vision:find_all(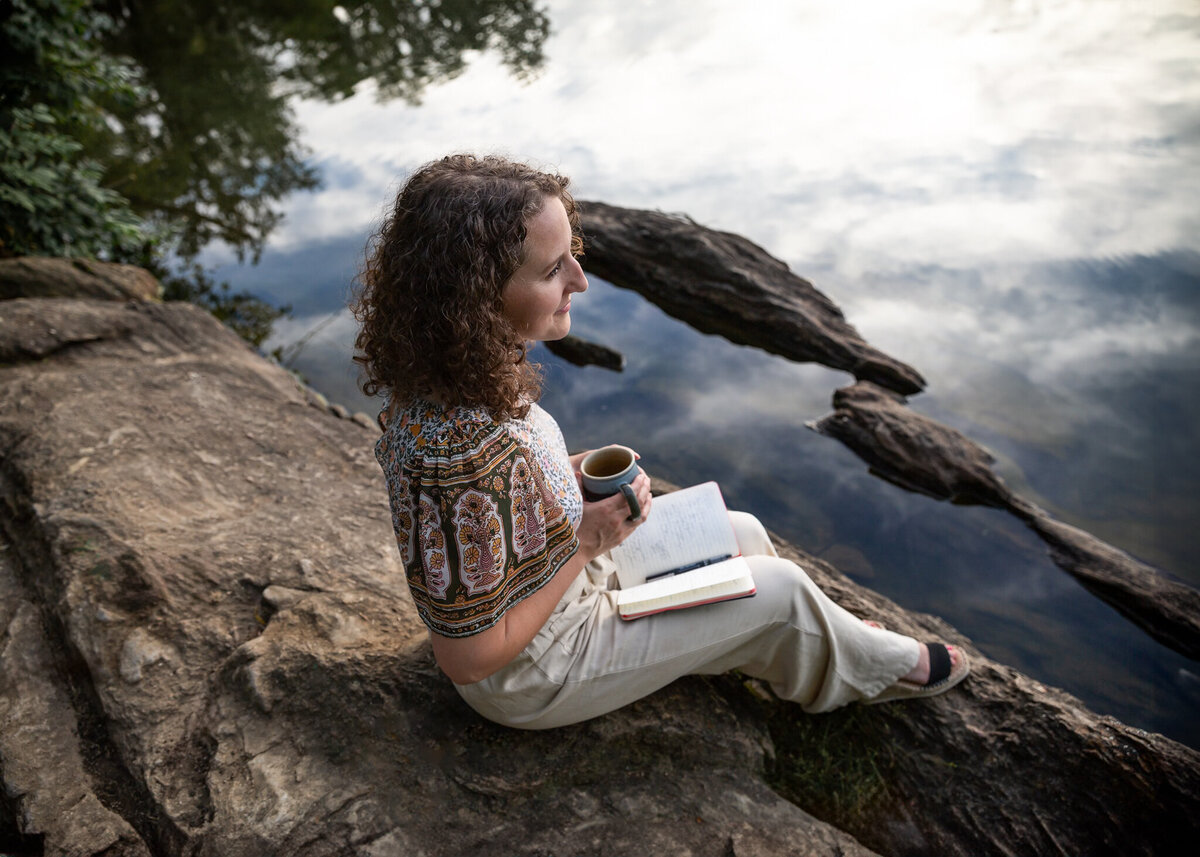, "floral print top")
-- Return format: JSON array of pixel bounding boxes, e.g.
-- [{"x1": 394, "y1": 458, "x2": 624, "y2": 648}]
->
[
  {"x1": 506, "y1": 403, "x2": 584, "y2": 531},
  {"x1": 375, "y1": 398, "x2": 581, "y2": 638}
]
